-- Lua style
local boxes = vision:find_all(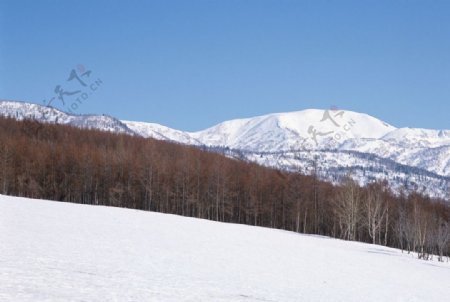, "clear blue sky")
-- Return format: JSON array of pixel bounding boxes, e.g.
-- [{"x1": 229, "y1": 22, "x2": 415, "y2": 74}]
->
[{"x1": 0, "y1": 0, "x2": 449, "y2": 131}]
